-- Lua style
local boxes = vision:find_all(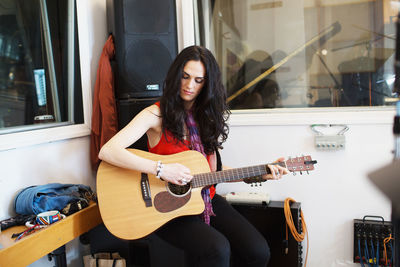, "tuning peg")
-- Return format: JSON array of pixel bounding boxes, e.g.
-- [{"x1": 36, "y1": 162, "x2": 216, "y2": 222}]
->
[
  {"x1": 306, "y1": 170, "x2": 309, "y2": 175},
  {"x1": 300, "y1": 171, "x2": 303, "y2": 175}
]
